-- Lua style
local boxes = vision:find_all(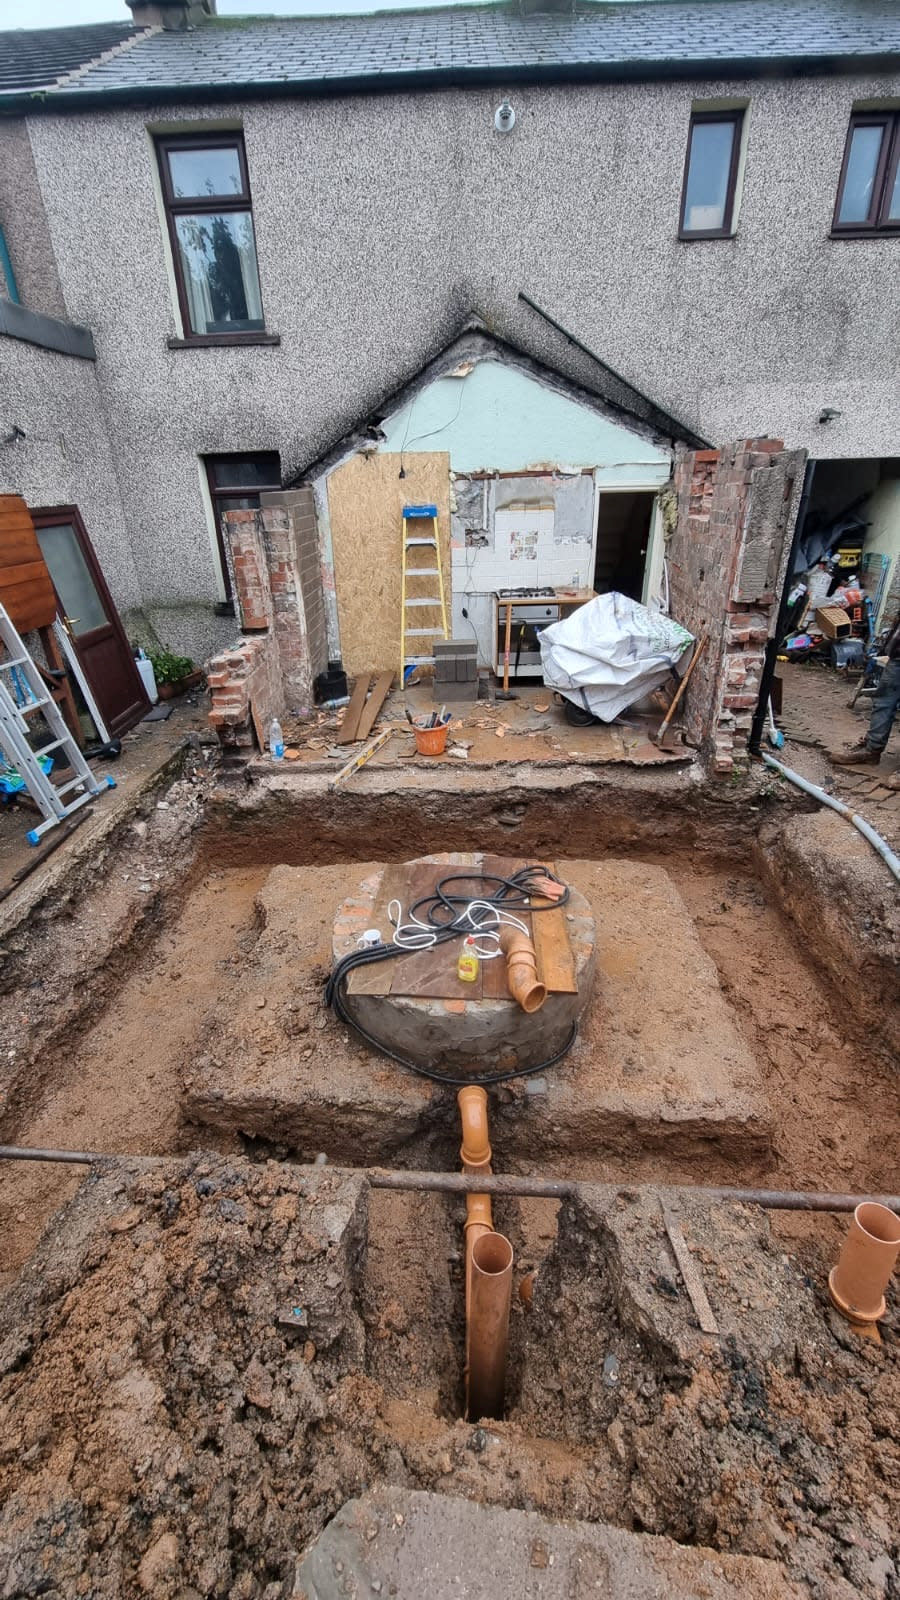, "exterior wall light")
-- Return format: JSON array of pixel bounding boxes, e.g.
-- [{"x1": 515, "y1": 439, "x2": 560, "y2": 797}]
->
[
  {"x1": 818, "y1": 407, "x2": 842, "y2": 424},
  {"x1": 494, "y1": 100, "x2": 516, "y2": 133}
]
